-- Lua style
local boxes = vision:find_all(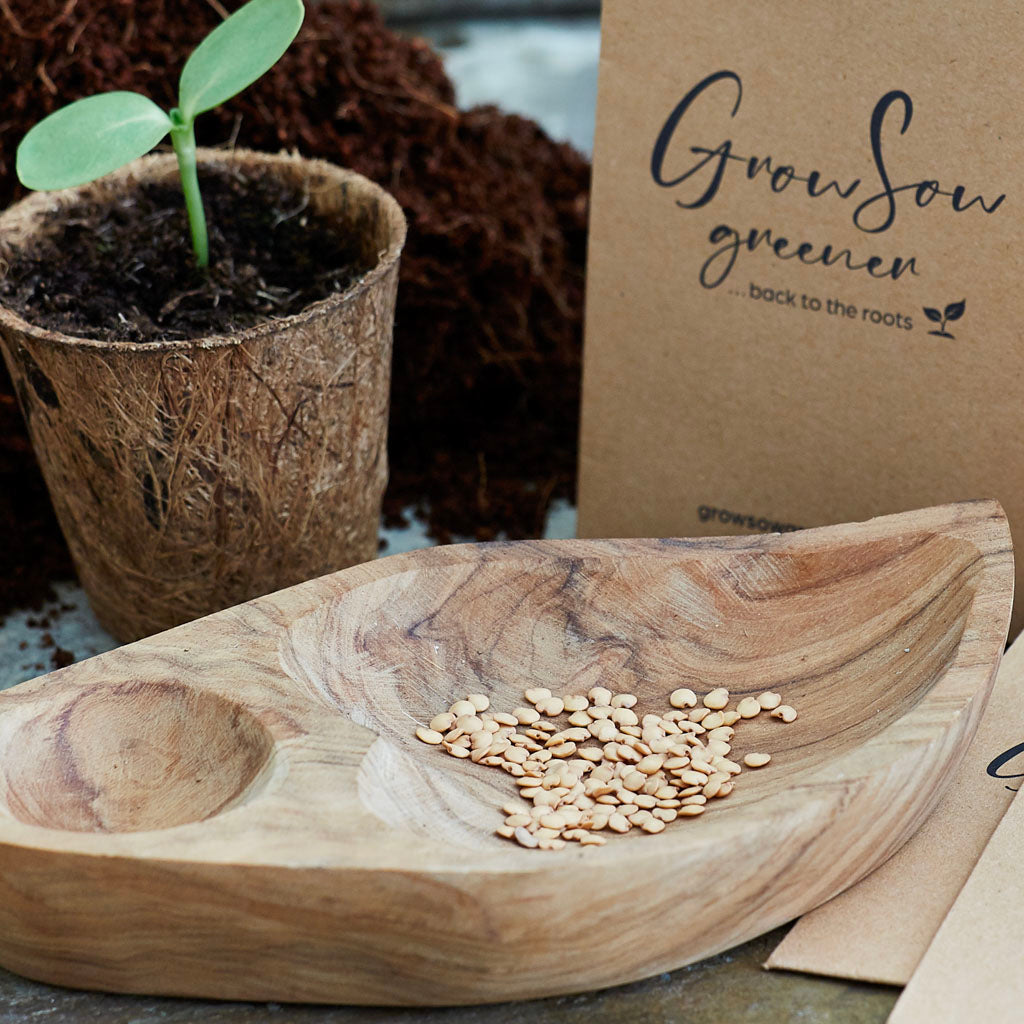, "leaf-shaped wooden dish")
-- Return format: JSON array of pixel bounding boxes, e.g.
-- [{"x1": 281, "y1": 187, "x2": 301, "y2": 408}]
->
[{"x1": 0, "y1": 502, "x2": 1012, "y2": 1005}]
